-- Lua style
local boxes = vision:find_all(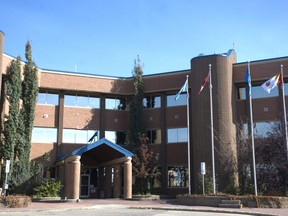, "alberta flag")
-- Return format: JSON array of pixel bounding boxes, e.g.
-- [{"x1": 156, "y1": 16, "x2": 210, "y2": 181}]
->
[
  {"x1": 175, "y1": 80, "x2": 187, "y2": 100},
  {"x1": 261, "y1": 74, "x2": 280, "y2": 93},
  {"x1": 245, "y1": 68, "x2": 251, "y2": 96}
]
